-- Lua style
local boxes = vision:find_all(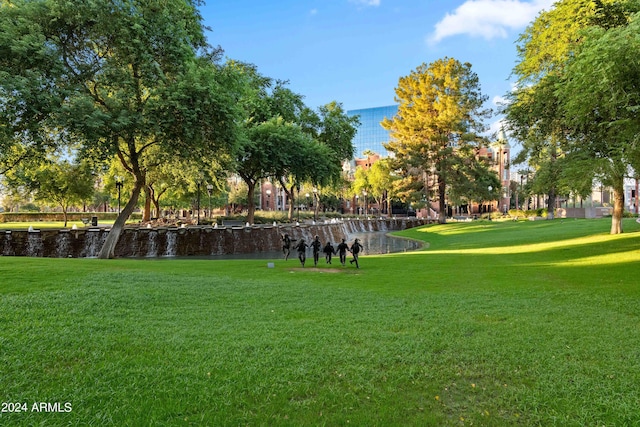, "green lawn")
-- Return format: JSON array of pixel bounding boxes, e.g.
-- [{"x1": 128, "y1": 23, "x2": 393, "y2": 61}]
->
[{"x1": 1, "y1": 218, "x2": 639, "y2": 426}]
